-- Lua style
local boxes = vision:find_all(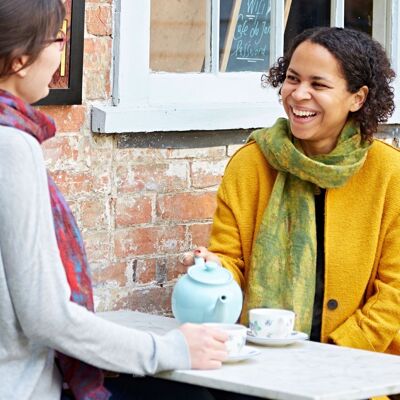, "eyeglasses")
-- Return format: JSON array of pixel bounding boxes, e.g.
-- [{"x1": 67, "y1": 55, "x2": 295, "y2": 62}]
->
[{"x1": 43, "y1": 30, "x2": 67, "y2": 51}]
